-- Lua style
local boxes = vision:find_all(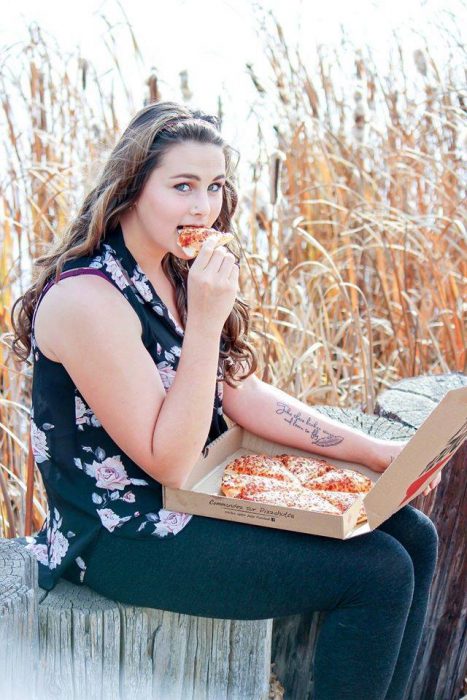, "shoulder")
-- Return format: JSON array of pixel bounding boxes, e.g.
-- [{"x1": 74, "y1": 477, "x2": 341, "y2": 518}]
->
[{"x1": 34, "y1": 273, "x2": 143, "y2": 362}]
